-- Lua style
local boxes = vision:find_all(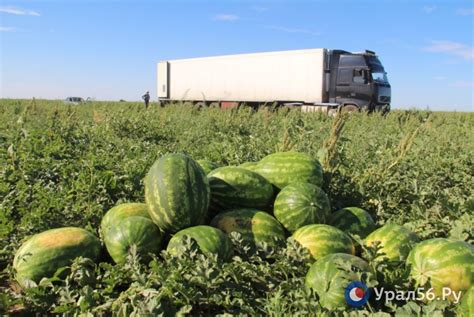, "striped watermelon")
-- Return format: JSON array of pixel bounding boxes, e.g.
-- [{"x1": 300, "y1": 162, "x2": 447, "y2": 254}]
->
[
  {"x1": 305, "y1": 253, "x2": 372, "y2": 310},
  {"x1": 364, "y1": 224, "x2": 419, "y2": 262},
  {"x1": 407, "y1": 238, "x2": 473, "y2": 302},
  {"x1": 101, "y1": 203, "x2": 150, "y2": 236},
  {"x1": 292, "y1": 224, "x2": 355, "y2": 261},
  {"x1": 208, "y1": 166, "x2": 274, "y2": 210},
  {"x1": 329, "y1": 207, "x2": 376, "y2": 238},
  {"x1": 210, "y1": 208, "x2": 286, "y2": 251},
  {"x1": 13, "y1": 227, "x2": 101, "y2": 288},
  {"x1": 167, "y1": 225, "x2": 233, "y2": 261},
  {"x1": 239, "y1": 161, "x2": 259, "y2": 172},
  {"x1": 273, "y1": 182, "x2": 330, "y2": 233},
  {"x1": 458, "y1": 286, "x2": 473, "y2": 317},
  {"x1": 144, "y1": 153, "x2": 210, "y2": 233},
  {"x1": 196, "y1": 159, "x2": 222, "y2": 175},
  {"x1": 252, "y1": 152, "x2": 323, "y2": 189},
  {"x1": 102, "y1": 216, "x2": 163, "y2": 264}
]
